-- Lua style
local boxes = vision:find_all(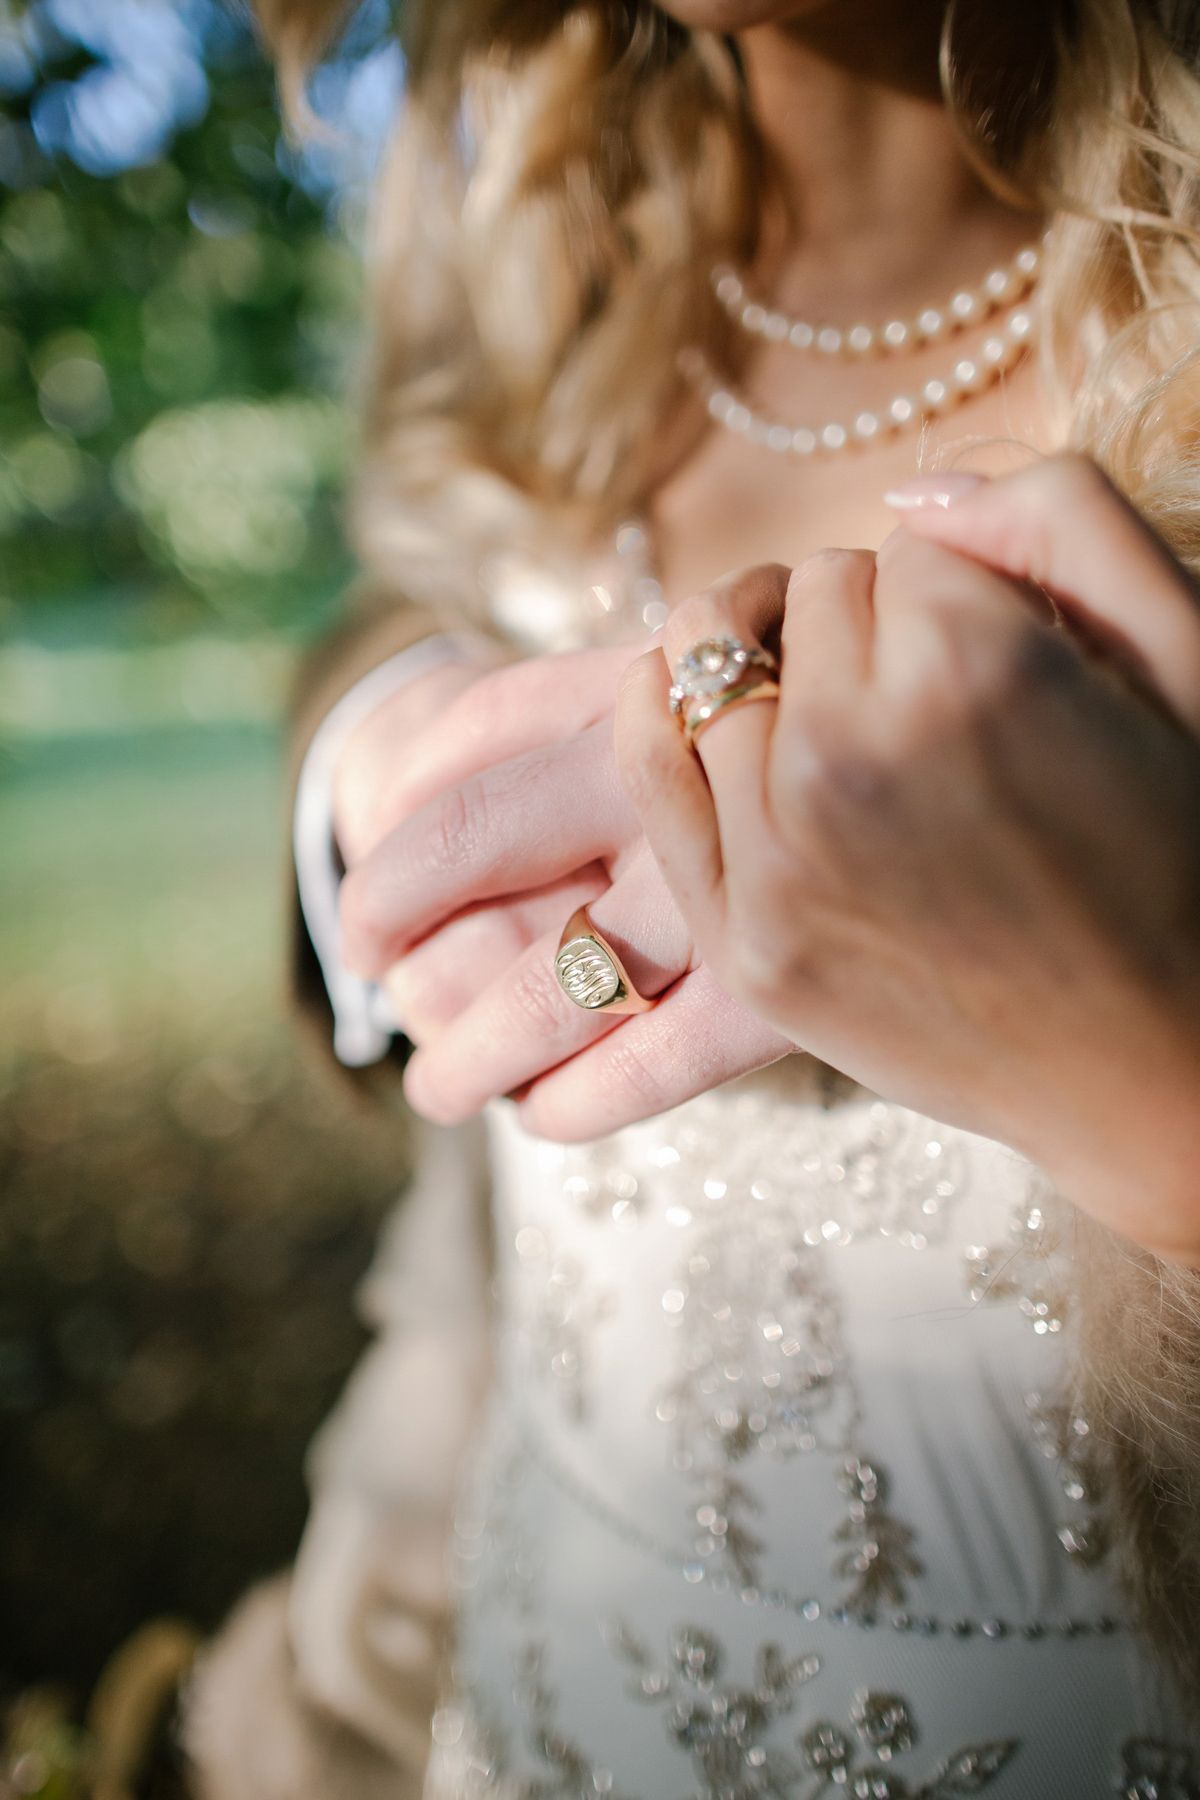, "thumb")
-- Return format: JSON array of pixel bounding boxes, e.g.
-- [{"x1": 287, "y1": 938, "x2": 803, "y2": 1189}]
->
[{"x1": 882, "y1": 455, "x2": 1200, "y2": 732}]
